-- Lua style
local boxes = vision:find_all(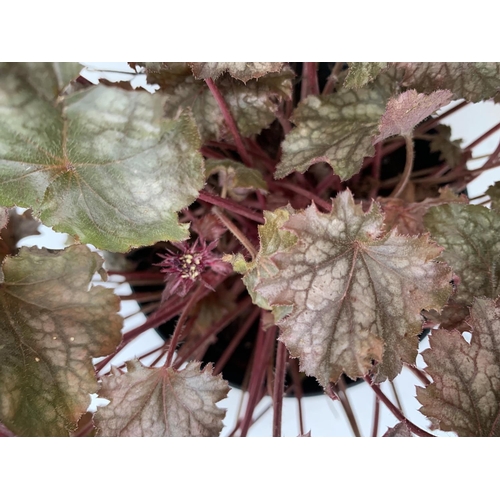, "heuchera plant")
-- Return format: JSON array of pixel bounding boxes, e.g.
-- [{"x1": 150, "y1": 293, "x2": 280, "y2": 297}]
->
[{"x1": 1, "y1": 62, "x2": 500, "y2": 437}]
